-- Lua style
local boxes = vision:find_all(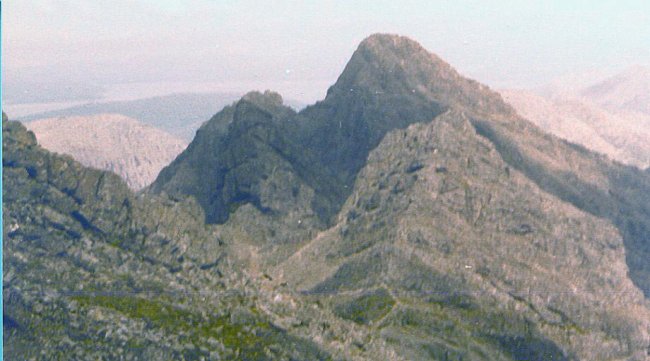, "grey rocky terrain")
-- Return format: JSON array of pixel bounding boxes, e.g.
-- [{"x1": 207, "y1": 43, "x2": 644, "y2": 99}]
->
[{"x1": 4, "y1": 34, "x2": 650, "y2": 360}]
